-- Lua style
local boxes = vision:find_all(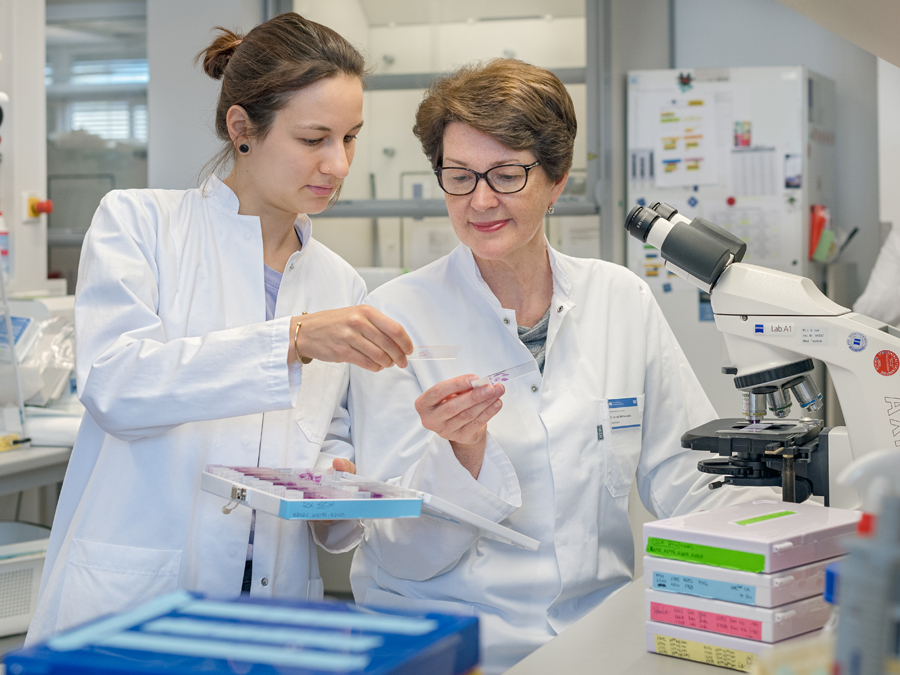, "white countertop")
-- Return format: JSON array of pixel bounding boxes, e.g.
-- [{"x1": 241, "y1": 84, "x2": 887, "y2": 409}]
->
[
  {"x1": 507, "y1": 579, "x2": 720, "y2": 675},
  {"x1": 0, "y1": 445, "x2": 71, "y2": 497}
]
